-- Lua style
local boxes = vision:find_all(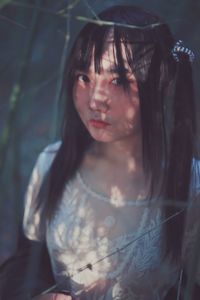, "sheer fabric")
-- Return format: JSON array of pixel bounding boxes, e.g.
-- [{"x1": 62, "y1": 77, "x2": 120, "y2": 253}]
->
[{"x1": 23, "y1": 142, "x2": 200, "y2": 300}]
